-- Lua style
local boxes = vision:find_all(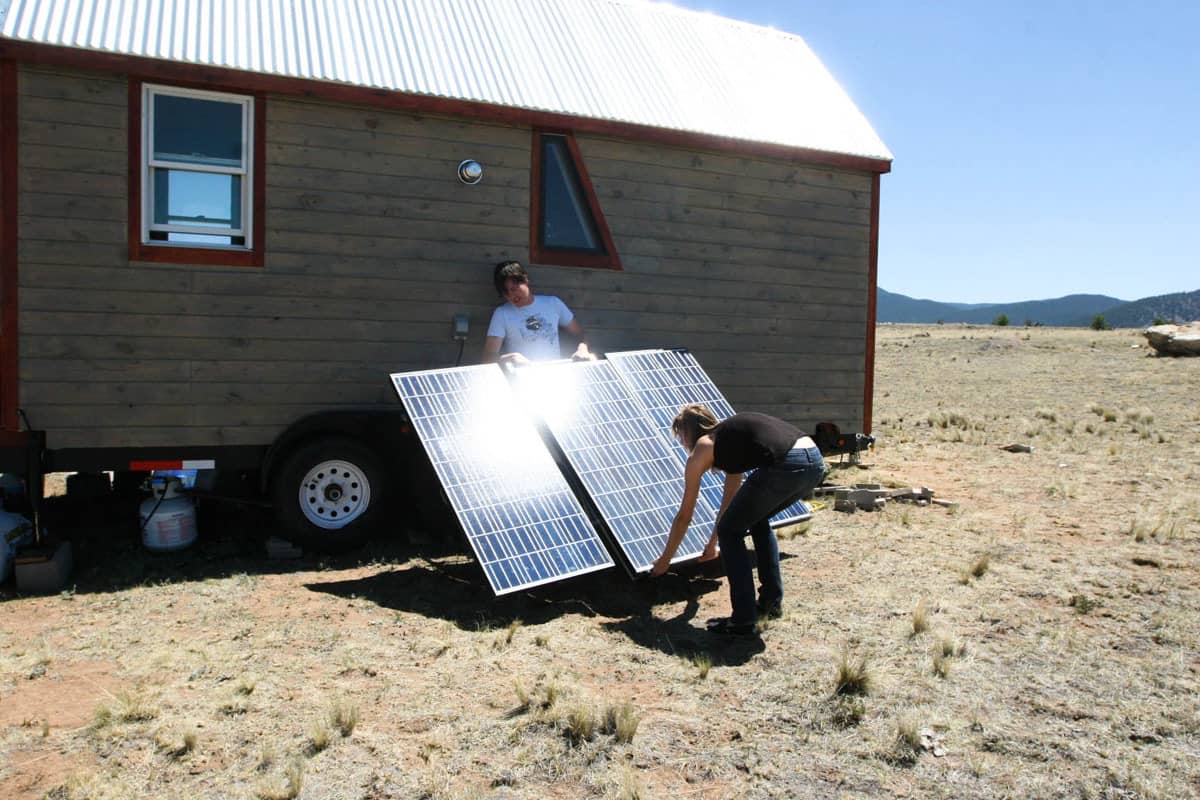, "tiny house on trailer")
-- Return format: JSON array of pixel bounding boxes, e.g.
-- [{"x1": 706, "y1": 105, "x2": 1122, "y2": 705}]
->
[{"x1": 0, "y1": 0, "x2": 892, "y2": 550}]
